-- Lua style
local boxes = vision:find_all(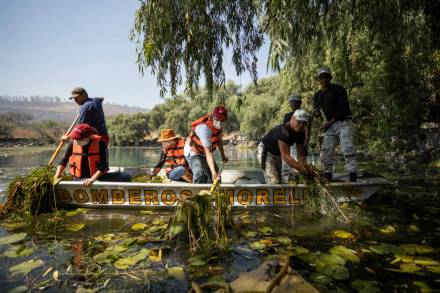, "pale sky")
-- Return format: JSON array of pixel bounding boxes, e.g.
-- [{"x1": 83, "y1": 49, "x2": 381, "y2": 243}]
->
[{"x1": 0, "y1": 0, "x2": 273, "y2": 108}]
